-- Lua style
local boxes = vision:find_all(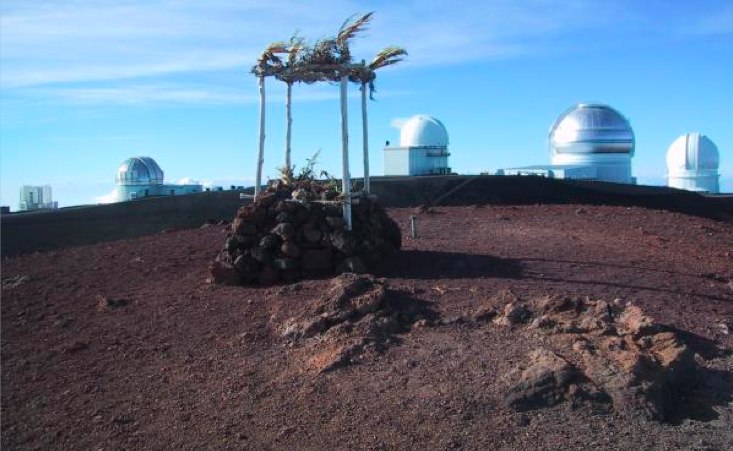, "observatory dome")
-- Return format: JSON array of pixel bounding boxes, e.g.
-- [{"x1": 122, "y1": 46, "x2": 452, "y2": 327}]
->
[
  {"x1": 666, "y1": 133, "x2": 720, "y2": 193},
  {"x1": 666, "y1": 133, "x2": 719, "y2": 172},
  {"x1": 400, "y1": 114, "x2": 449, "y2": 147},
  {"x1": 549, "y1": 103, "x2": 635, "y2": 155},
  {"x1": 116, "y1": 157, "x2": 165, "y2": 186}
]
